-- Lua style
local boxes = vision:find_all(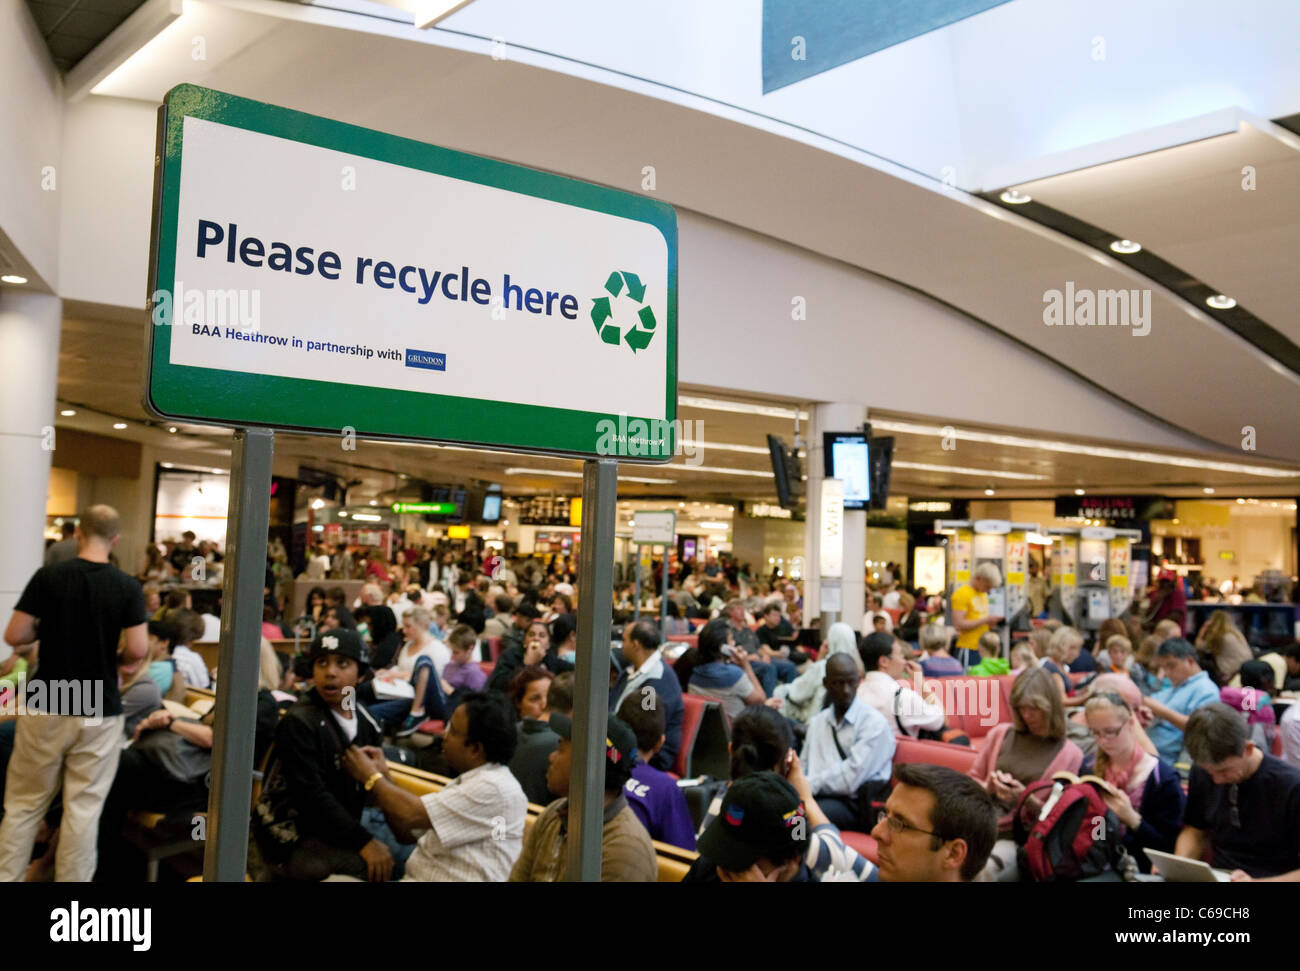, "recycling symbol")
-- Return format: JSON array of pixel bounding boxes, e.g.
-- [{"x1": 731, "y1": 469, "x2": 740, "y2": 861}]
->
[{"x1": 590, "y1": 271, "x2": 656, "y2": 353}]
